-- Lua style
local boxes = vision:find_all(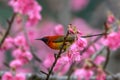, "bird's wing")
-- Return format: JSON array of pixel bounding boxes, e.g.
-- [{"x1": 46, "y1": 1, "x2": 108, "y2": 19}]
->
[{"x1": 53, "y1": 36, "x2": 75, "y2": 43}]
